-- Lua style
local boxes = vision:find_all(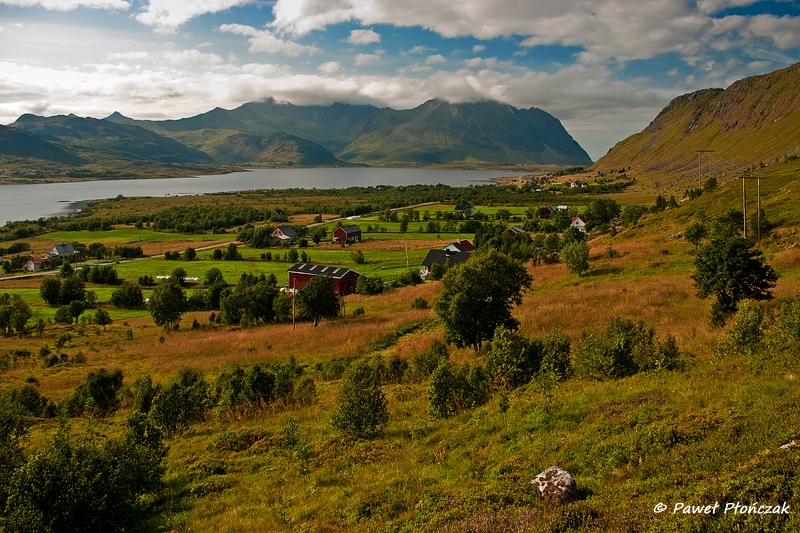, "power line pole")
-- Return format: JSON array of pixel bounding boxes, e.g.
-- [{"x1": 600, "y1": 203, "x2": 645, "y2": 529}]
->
[{"x1": 740, "y1": 175, "x2": 765, "y2": 241}]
